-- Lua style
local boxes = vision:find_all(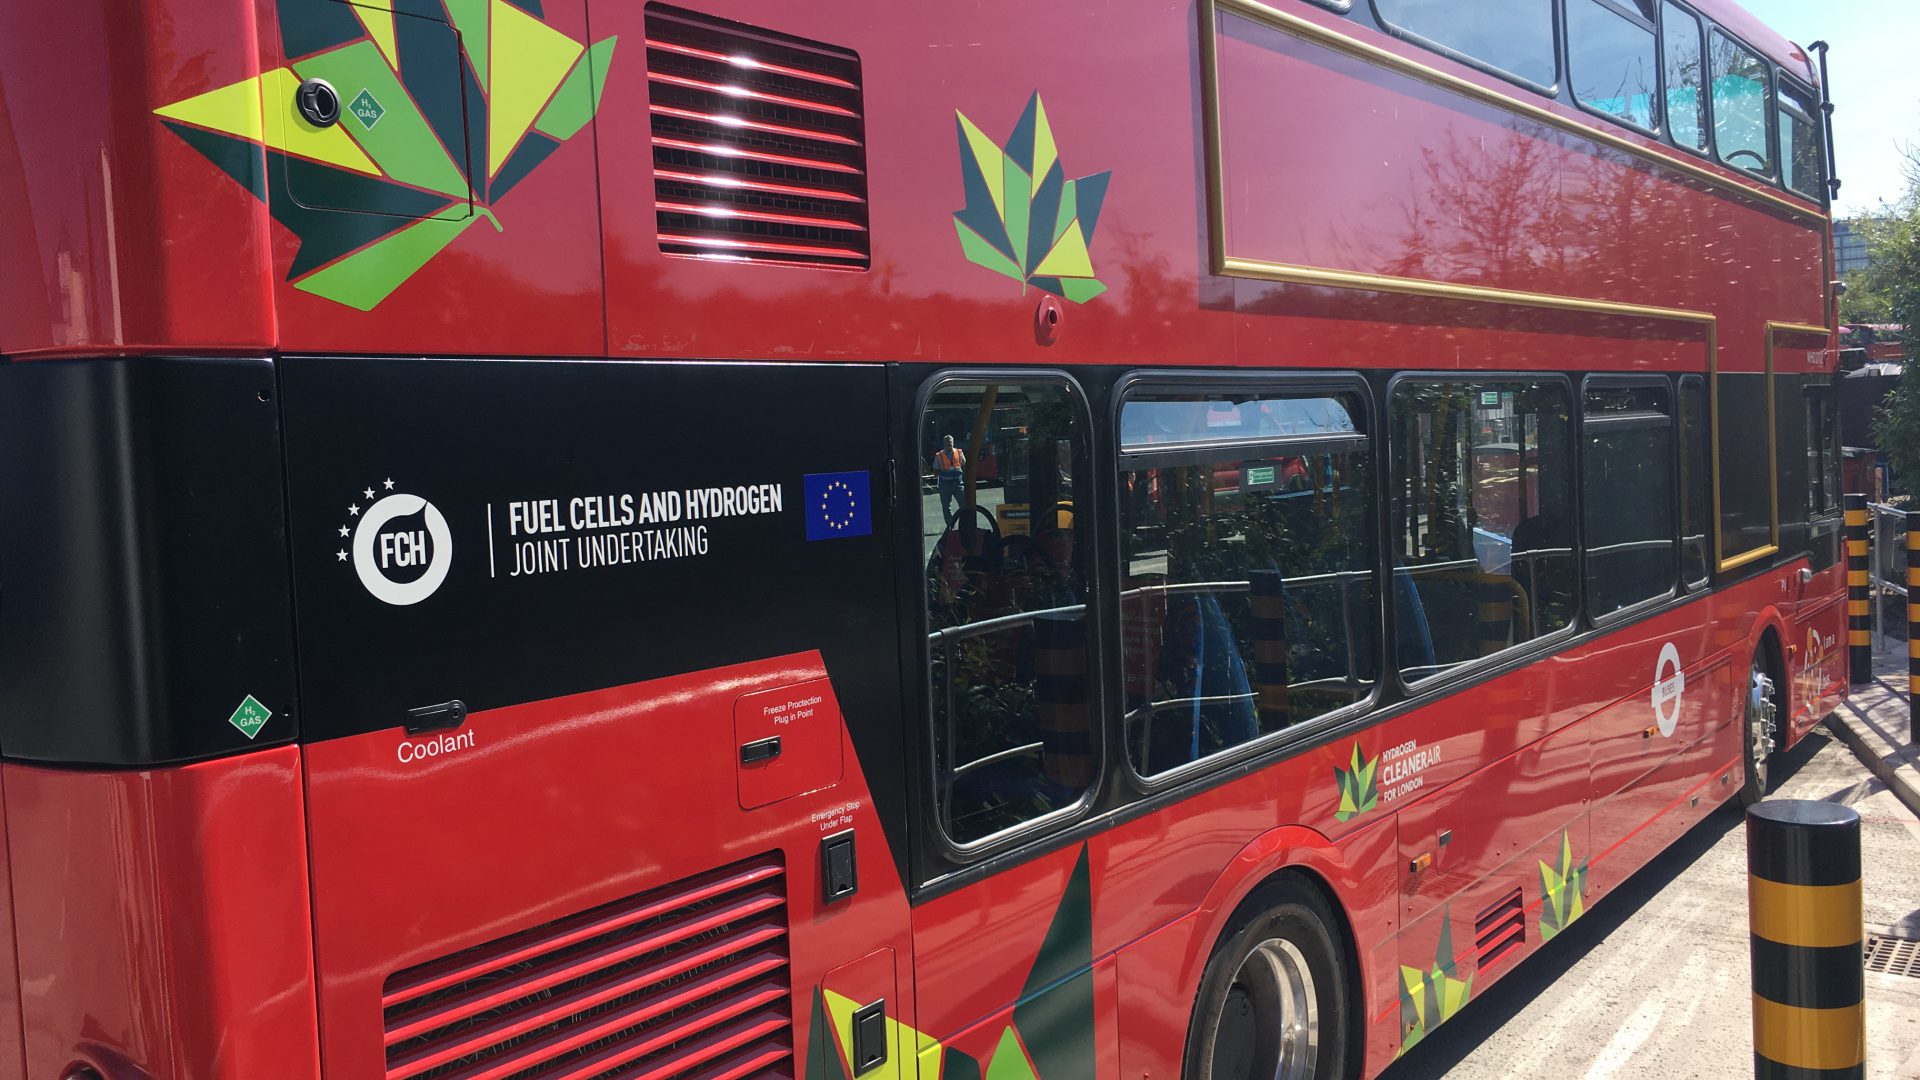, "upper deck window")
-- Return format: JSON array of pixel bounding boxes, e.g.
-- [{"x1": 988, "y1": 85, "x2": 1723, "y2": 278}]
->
[
  {"x1": 1710, "y1": 30, "x2": 1772, "y2": 176},
  {"x1": 1373, "y1": 0, "x2": 1557, "y2": 89},
  {"x1": 1777, "y1": 79, "x2": 1825, "y2": 200},
  {"x1": 1661, "y1": 2, "x2": 1708, "y2": 151},
  {"x1": 1569, "y1": 0, "x2": 1659, "y2": 131}
]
